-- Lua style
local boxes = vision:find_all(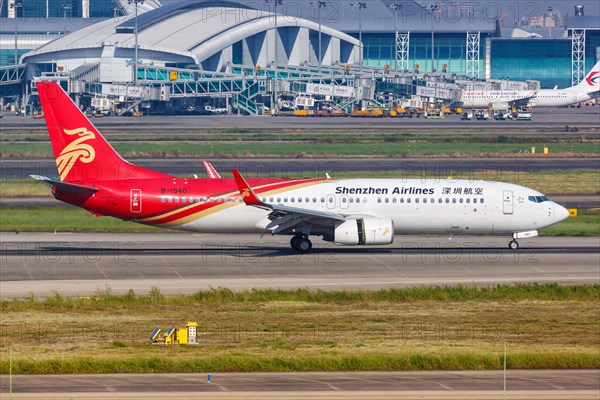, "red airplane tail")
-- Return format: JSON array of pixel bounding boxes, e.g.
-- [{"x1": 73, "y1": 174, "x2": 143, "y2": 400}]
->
[{"x1": 36, "y1": 81, "x2": 172, "y2": 184}]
